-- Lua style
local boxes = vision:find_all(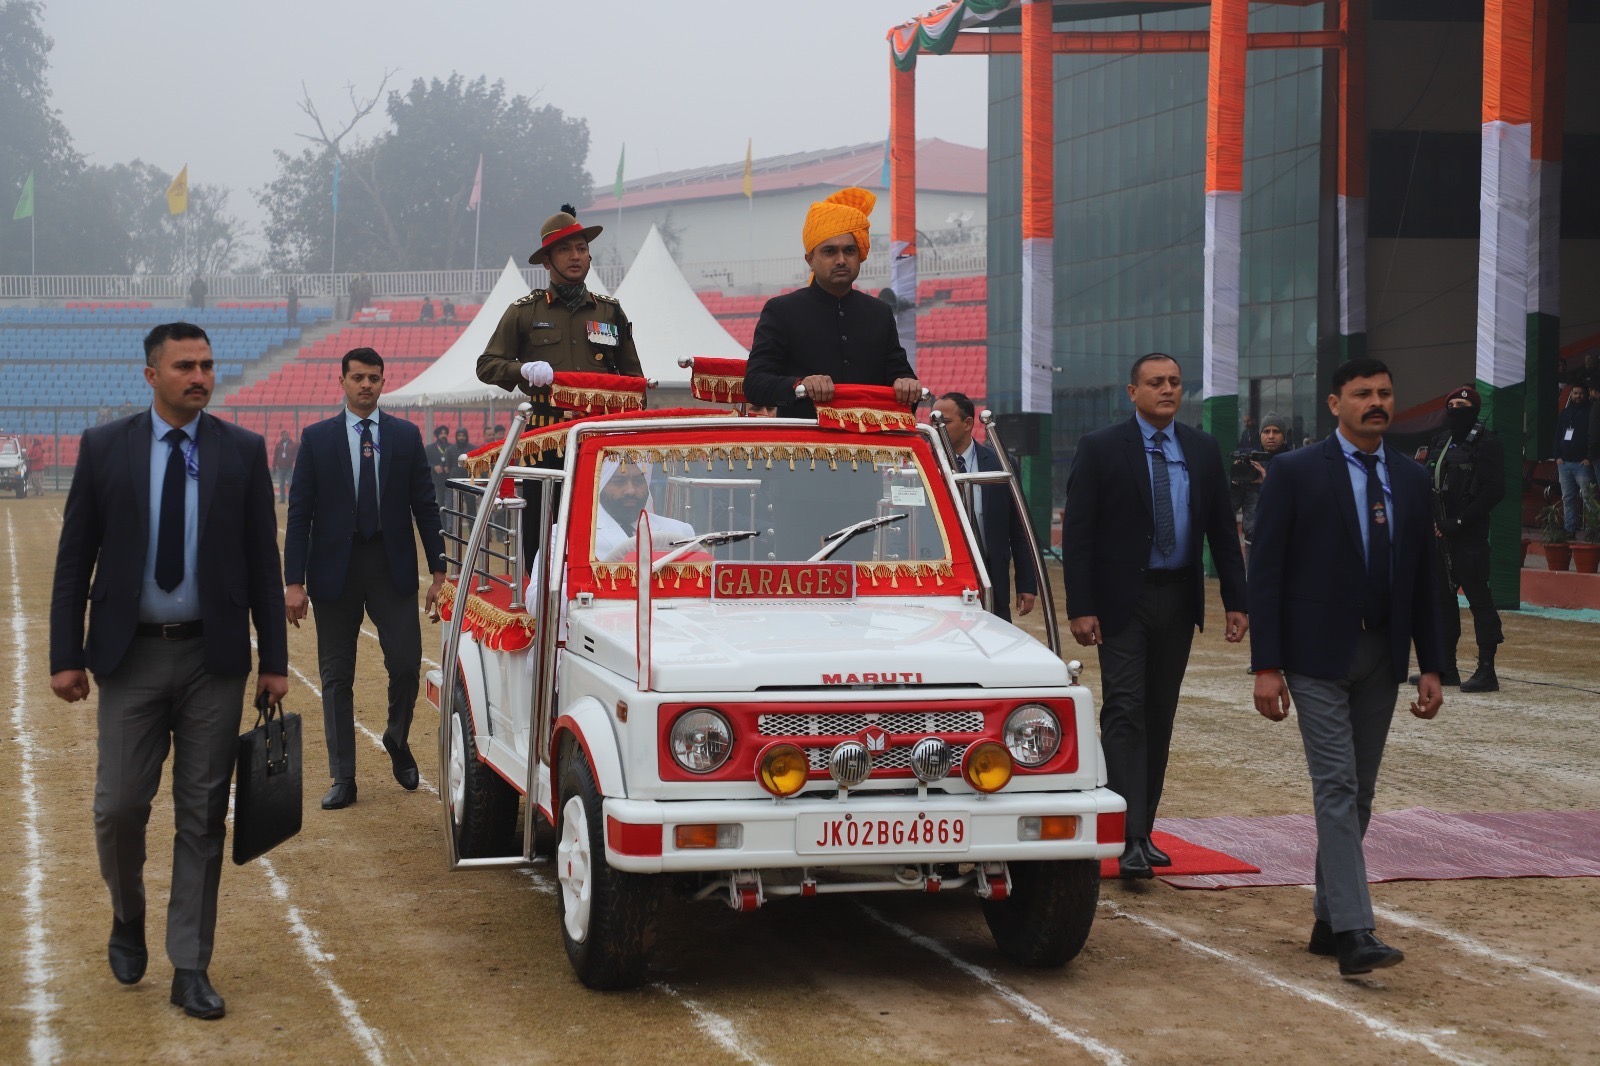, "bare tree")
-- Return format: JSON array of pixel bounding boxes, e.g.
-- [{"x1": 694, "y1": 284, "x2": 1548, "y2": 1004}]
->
[{"x1": 295, "y1": 72, "x2": 402, "y2": 261}]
